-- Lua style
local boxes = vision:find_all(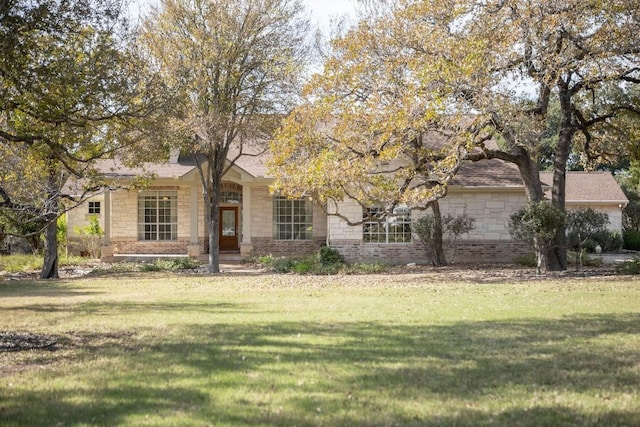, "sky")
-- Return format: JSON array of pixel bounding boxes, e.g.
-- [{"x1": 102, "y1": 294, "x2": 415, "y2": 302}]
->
[
  {"x1": 303, "y1": 0, "x2": 358, "y2": 33},
  {"x1": 130, "y1": 0, "x2": 358, "y2": 34}
]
